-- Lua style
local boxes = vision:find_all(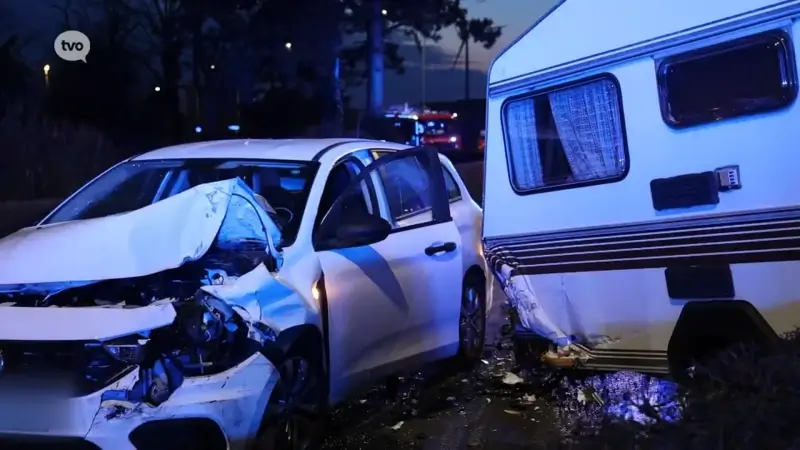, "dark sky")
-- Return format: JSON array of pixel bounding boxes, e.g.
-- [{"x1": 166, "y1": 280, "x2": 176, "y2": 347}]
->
[
  {"x1": 4, "y1": 0, "x2": 558, "y2": 105},
  {"x1": 362, "y1": 0, "x2": 557, "y2": 105}
]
